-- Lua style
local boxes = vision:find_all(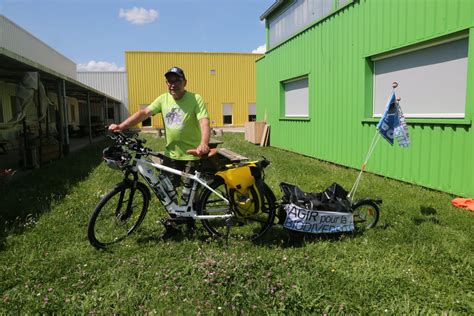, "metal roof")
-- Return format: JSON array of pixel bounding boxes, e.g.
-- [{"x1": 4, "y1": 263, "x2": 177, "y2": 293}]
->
[
  {"x1": 0, "y1": 15, "x2": 77, "y2": 79},
  {"x1": 260, "y1": 0, "x2": 286, "y2": 21}
]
